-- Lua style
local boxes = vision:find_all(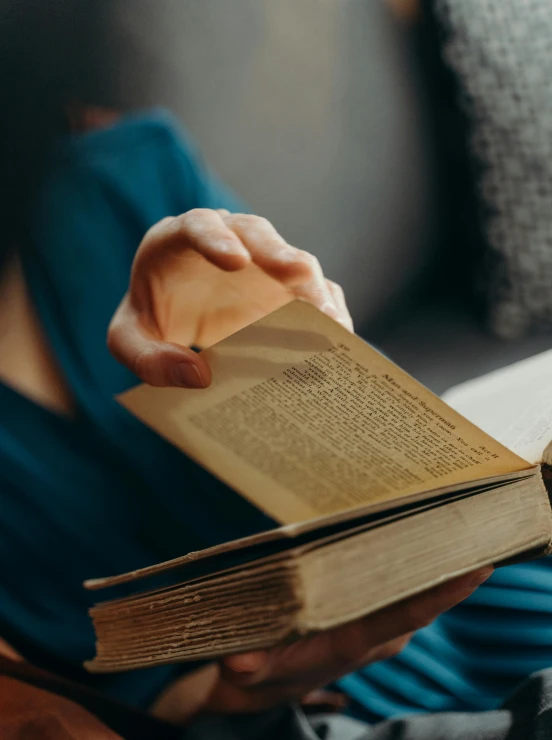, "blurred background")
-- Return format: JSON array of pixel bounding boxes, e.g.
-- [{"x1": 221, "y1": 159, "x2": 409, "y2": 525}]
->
[{"x1": 106, "y1": 0, "x2": 552, "y2": 393}]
